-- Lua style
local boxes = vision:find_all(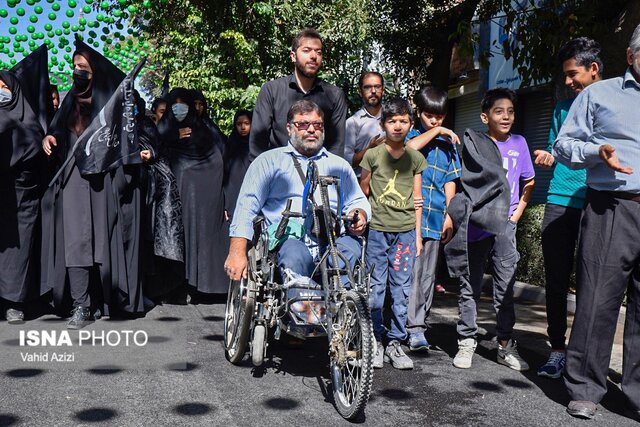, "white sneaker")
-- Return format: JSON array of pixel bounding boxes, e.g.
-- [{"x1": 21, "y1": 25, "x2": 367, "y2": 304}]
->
[
  {"x1": 497, "y1": 339, "x2": 529, "y2": 371},
  {"x1": 373, "y1": 341, "x2": 384, "y2": 369},
  {"x1": 453, "y1": 337, "x2": 477, "y2": 369}
]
